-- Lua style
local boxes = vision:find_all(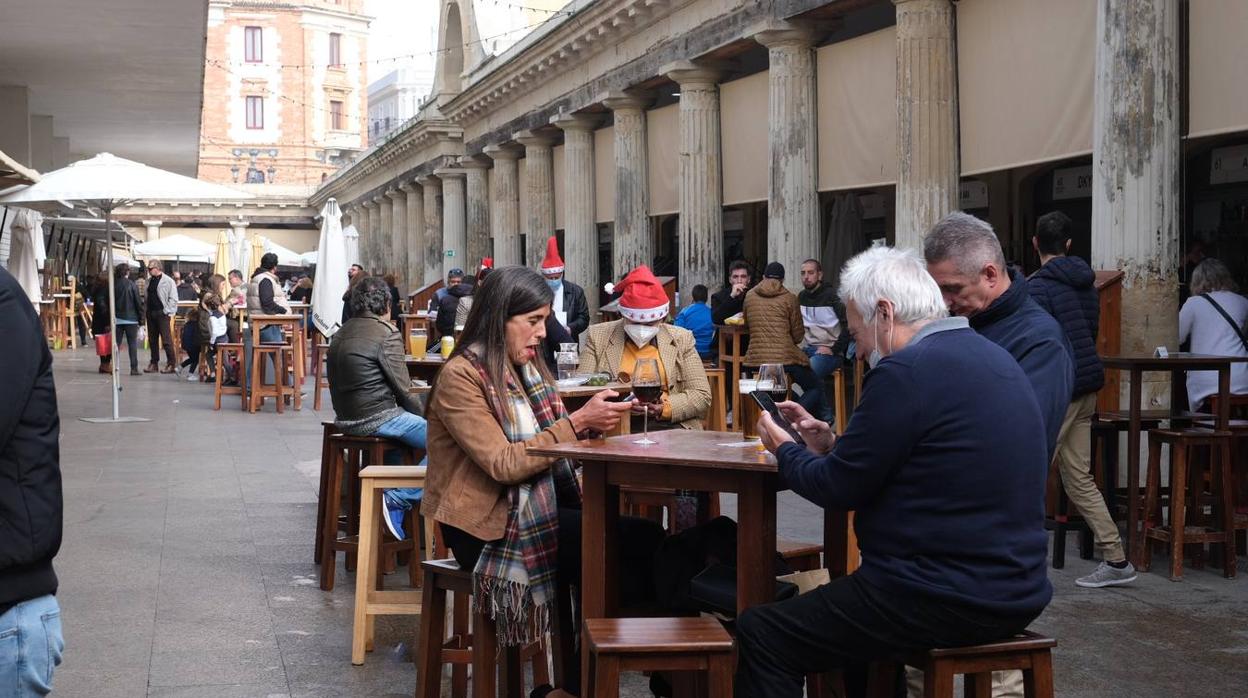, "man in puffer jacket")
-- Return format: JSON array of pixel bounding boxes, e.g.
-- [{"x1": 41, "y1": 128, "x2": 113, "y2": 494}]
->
[
  {"x1": 1028, "y1": 211, "x2": 1135, "y2": 589},
  {"x1": 743, "y1": 263, "x2": 828, "y2": 421}
]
